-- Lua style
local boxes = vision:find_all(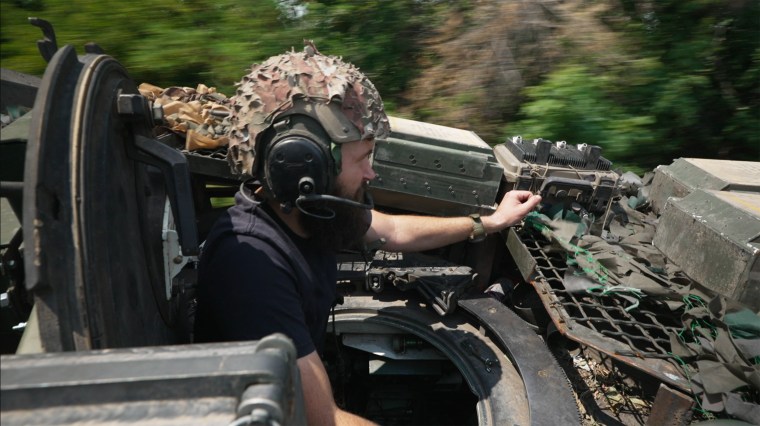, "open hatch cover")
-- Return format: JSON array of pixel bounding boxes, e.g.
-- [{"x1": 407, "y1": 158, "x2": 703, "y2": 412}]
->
[{"x1": 24, "y1": 43, "x2": 197, "y2": 352}]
